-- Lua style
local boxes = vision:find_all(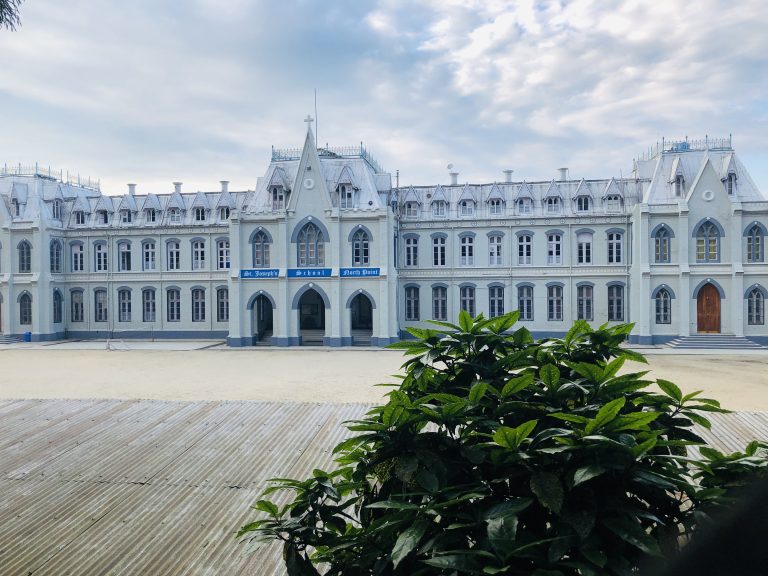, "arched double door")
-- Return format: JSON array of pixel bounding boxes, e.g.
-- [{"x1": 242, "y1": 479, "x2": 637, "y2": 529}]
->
[
  {"x1": 252, "y1": 295, "x2": 273, "y2": 345},
  {"x1": 298, "y1": 289, "x2": 326, "y2": 345},
  {"x1": 697, "y1": 284, "x2": 721, "y2": 333}
]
